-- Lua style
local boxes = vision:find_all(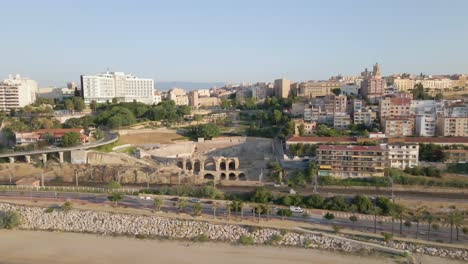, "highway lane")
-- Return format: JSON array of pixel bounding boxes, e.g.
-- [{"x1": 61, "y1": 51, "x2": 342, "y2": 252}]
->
[{"x1": 0, "y1": 190, "x2": 465, "y2": 244}]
